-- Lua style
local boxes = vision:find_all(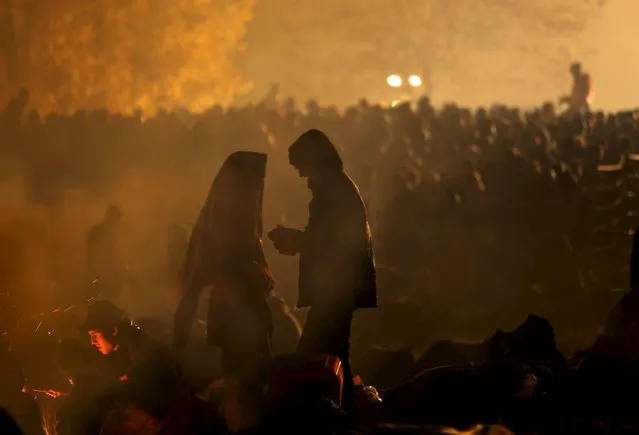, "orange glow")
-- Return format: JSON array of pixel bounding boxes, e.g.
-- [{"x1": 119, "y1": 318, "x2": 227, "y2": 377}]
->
[{"x1": 6, "y1": 0, "x2": 256, "y2": 116}]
